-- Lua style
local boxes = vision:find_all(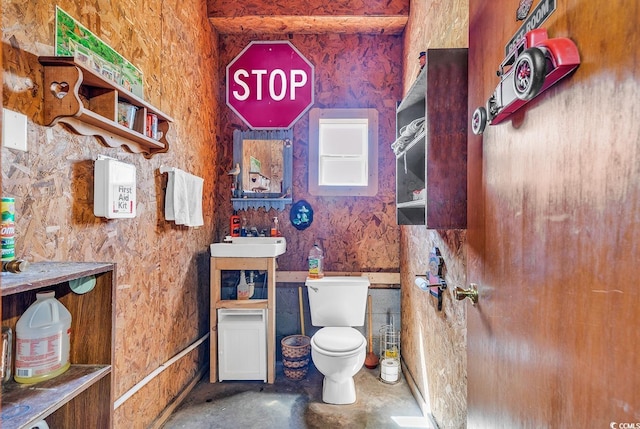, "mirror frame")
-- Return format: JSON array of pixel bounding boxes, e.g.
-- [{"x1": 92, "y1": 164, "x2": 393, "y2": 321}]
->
[{"x1": 231, "y1": 129, "x2": 293, "y2": 211}]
